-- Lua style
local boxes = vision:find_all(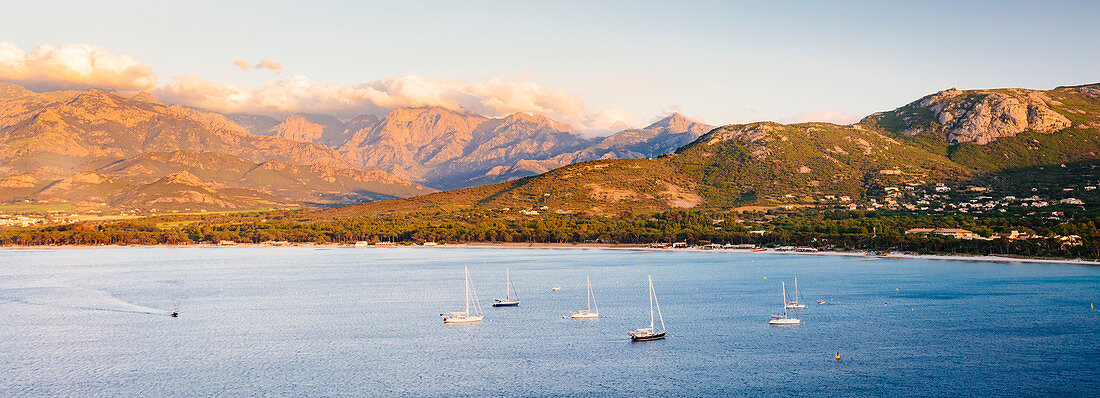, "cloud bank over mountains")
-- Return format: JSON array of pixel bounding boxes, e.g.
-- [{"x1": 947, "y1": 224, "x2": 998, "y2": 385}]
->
[
  {"x1": 0, "y1": 42, "x2": 636, "y2": 133},
  {"x1": 0, "y1": 42, "x2": 156, "y2": 91},
  {"x1": 155, "y1": 74, "x2": 636, "y2": 133}
]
